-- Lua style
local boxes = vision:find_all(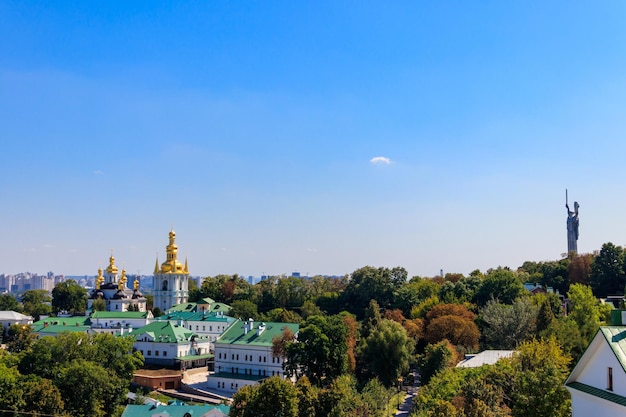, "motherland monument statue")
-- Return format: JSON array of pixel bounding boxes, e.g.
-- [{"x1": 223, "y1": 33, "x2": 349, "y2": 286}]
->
[{"x1": 566, "y1": 189, "x2": 579, "y2": 254}]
